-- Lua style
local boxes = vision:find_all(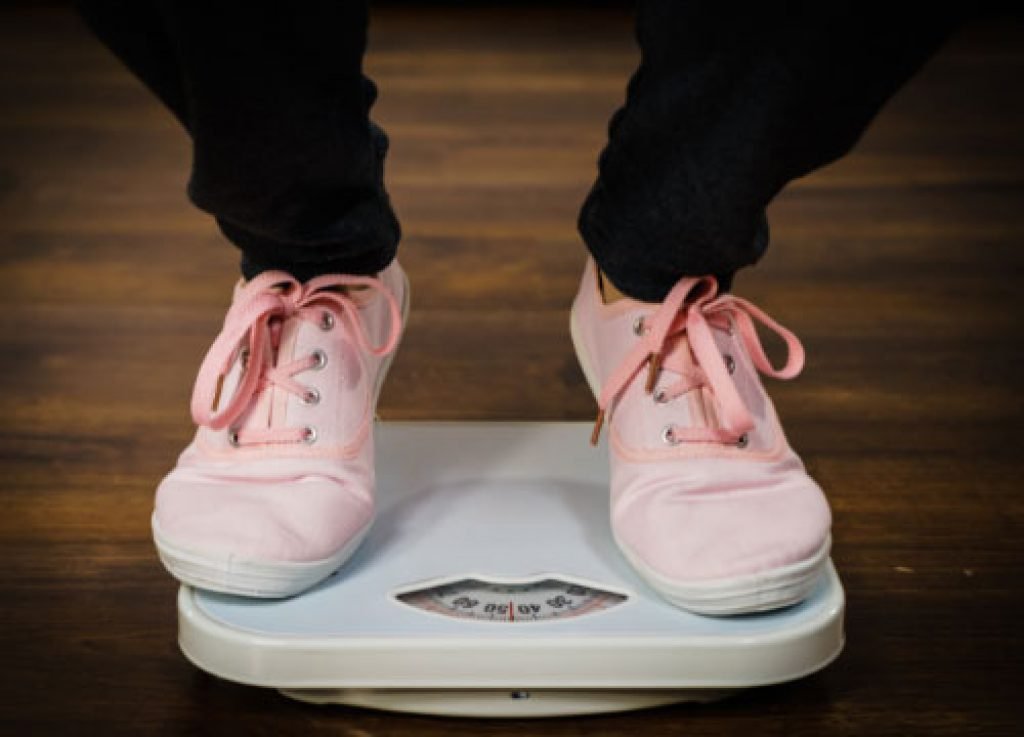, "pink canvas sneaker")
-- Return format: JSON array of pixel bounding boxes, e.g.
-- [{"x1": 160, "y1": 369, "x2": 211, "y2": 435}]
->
[
  {"x1": 152, "y1": 261, "x2": 408, "y2": 597},
  {"x1": 571, "y1": 258, "x2": 831, "y2": 615}
]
